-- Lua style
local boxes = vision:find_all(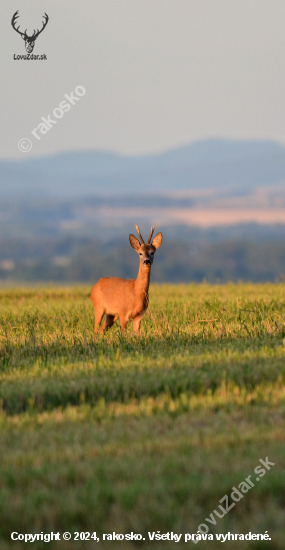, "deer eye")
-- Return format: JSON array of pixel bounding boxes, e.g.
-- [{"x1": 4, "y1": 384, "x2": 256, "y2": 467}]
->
[
  {"x1": 139, "y1": 253, "x2": 143, "y2": 256},
  {"x1": 151, "y1": 252, "x2": 154, "y2": 255}
]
